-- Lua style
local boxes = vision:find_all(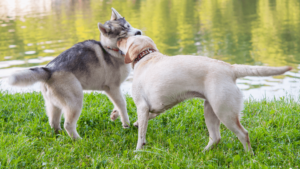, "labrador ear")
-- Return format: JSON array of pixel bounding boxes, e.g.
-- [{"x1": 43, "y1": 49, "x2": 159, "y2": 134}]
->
[
  {"x1": 124, "y1": 52, "x2": 133, "y2": 64},
  {"x1": 122, "y1": 37, "x2": 140, "y2": 64},
  {"x1": 98, "y1": 23, "x2": 109, "y2": 34},
  {"x1": 122, "y1": 39, "x2": 136, "y2": 64}
]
